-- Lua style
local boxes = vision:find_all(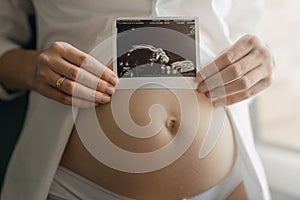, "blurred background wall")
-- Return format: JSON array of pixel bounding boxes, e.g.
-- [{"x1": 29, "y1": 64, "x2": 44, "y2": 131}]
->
[{"x1": 254, "y1": 0, "x2": 300, "y2": 199}]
